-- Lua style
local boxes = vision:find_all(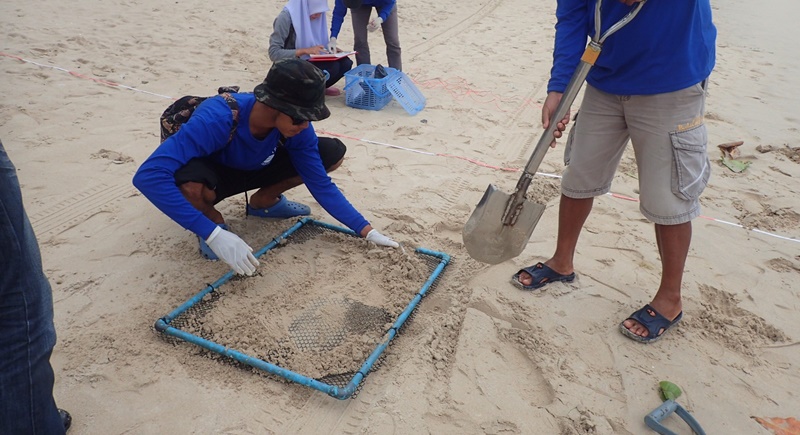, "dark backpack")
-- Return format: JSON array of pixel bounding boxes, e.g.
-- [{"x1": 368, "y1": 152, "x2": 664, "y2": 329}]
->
[{"x1": 159, "y1": 86, "x2": 240, "y2": 143}]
